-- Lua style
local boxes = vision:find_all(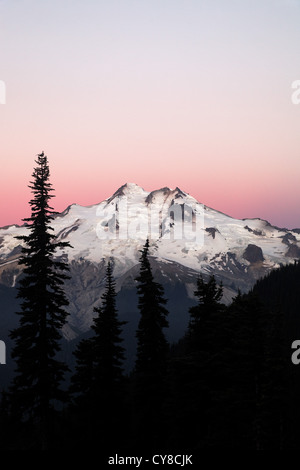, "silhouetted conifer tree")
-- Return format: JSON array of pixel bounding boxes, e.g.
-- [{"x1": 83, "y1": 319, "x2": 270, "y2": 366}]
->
[
  {"x1": 71, "y1": 260, "x2": 126, "y2": 447},
  {"x1": 167, "y1": 274, "x2": 225, "y2": 449},
  {"x1": 91, "y1": 261, "x2": 125, "y2": 394},
  {"x1": 9, "y1": 152, "x2": 71, "y2": 449},
  {"x1": 219, "y1": 292, "x2": 266, "y2": 449},
  {"x1": 134, "y1": 238, "x2": 169, "y2": 449},
  {"x1": 188, "y1": 274, "x2": 223, "y2": 346}
]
